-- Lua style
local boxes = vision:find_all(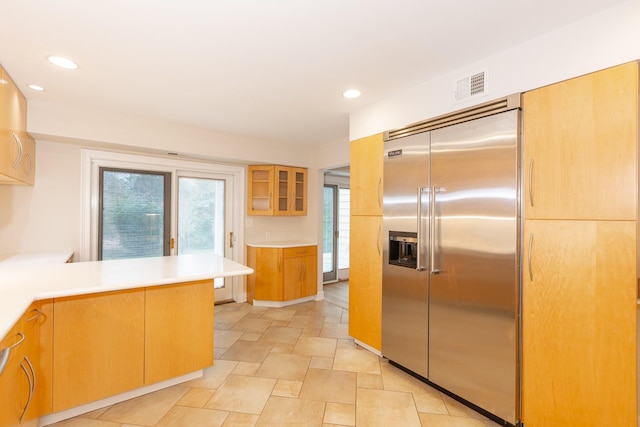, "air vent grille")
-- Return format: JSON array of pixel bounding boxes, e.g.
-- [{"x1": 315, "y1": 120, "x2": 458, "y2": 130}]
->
[
  {"x1": 384, "y1": 93, "x2": 521, "y2": 141},
  {"x1": 455, "y1": 71, "x2": 486, "y2": 102}
]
